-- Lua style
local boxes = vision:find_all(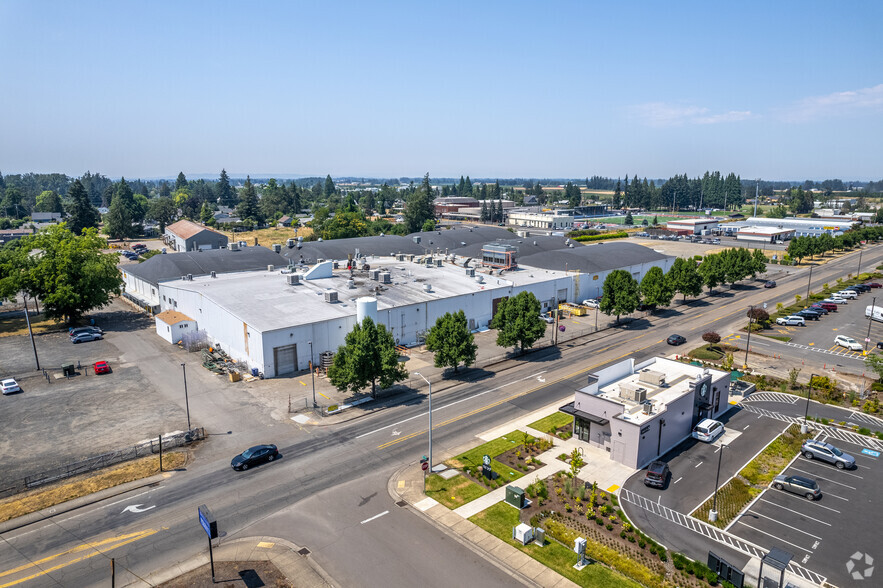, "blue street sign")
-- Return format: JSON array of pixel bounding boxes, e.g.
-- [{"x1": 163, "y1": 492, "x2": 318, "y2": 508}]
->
[
  {"x1": 861, "y1": 448, "x2": 881, "y2": 457},
  {"x1": 198, "y1": 504, "x2": 218, "y2": 539}
]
